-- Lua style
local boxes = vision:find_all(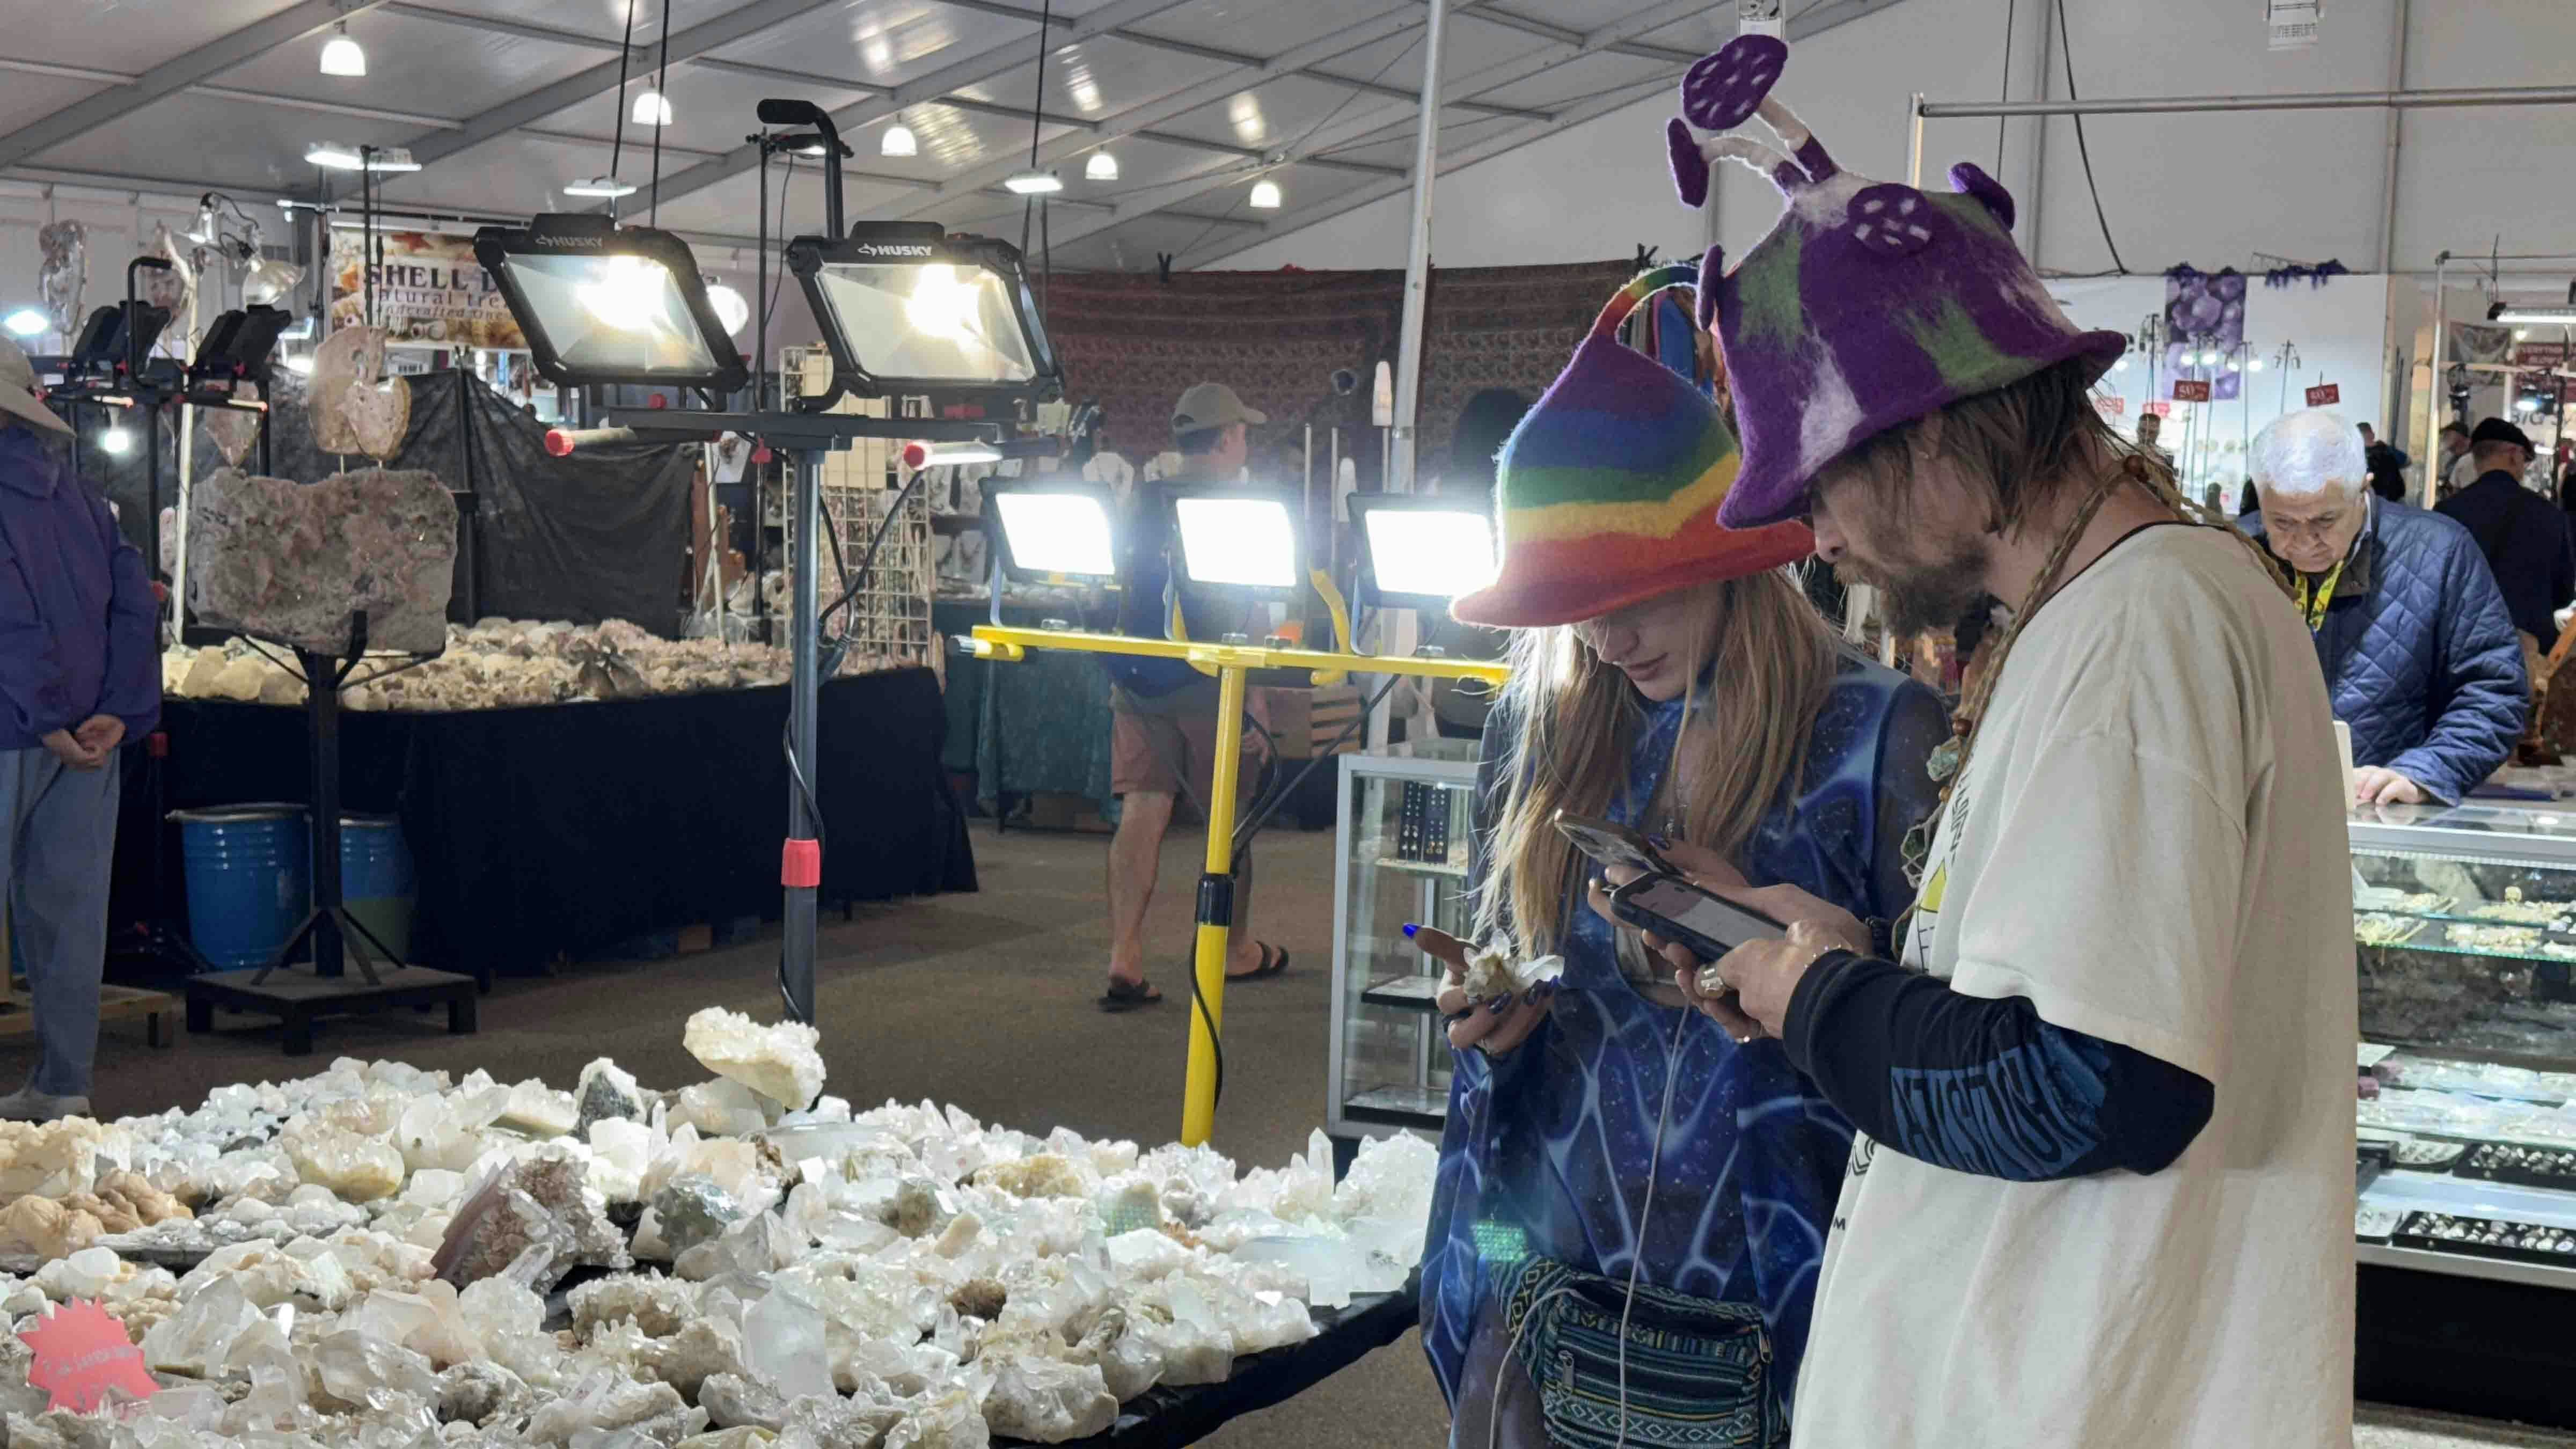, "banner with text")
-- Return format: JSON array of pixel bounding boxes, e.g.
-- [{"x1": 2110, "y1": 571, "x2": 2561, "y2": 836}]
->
[{"x1": 329, "y1": 230, "x2": 524, "y2": 349}]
